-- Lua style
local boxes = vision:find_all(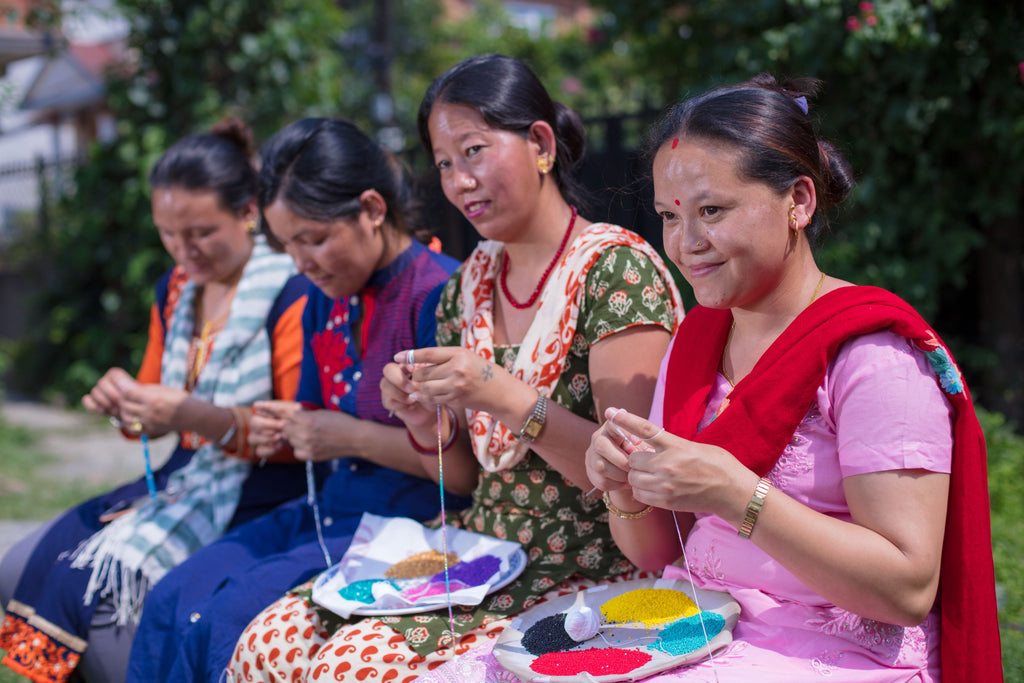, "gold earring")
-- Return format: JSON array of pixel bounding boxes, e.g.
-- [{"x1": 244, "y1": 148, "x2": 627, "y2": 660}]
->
[
  {"x1": 788, "y1": 204, "x2": 798, "y2": 232},
  {"x1": 537, "y1": 155, "x2": 551, "y2": 175},
  {"x1": 246, "y1": 218, "x2": 258, "y2": 234}
]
